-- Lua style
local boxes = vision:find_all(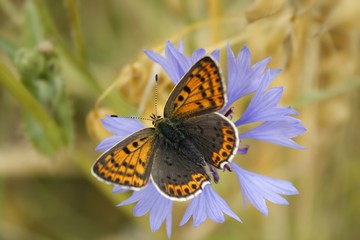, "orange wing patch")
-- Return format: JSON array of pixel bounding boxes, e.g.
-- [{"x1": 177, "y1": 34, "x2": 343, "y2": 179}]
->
[
  {"x1": 210, "y1": 123, "x2": 238, "y2": 168},
  {"x1": 182, "y1": 112, "x2": 239, "y2": 170},
  {"x1": 92, "y1": 128, "x2": 155, "y2": 189},
  {"x1": 162, "y1": 172, "x2": 209, "y2": 200},
  {"x1": 164, "y1": 56, "x2": 226, "y2": 119}
]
